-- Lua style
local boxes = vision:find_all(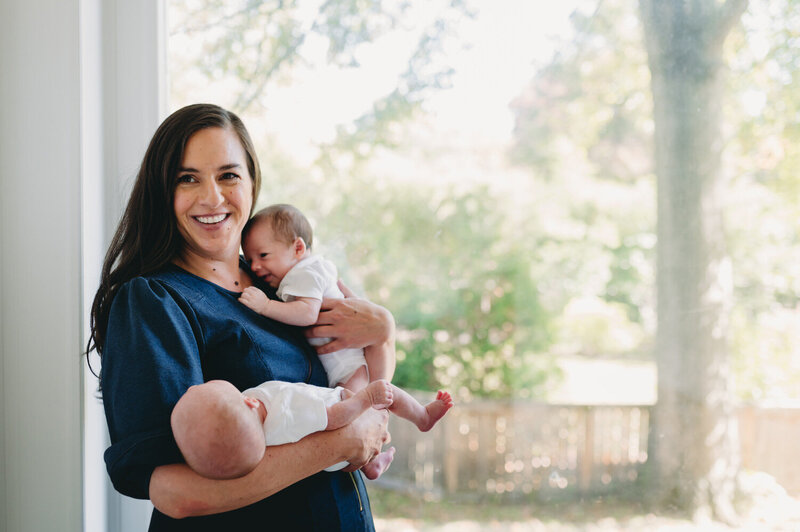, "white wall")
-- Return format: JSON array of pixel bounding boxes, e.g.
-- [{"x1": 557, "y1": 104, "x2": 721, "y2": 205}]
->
[{"x1": 0, "y1": 0, "x2": 164, "y2": 530}]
